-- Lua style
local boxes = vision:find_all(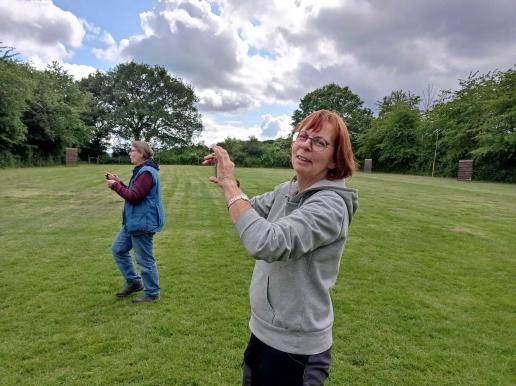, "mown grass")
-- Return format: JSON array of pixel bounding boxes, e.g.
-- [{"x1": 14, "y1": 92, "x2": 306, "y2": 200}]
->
[{"x1": 0, "y1": 165, "x2": 514, "y2": 385}]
